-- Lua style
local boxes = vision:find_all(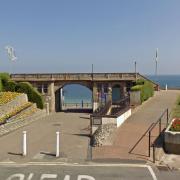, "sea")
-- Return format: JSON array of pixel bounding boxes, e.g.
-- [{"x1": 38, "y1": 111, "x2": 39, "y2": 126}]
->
[{"x1": 63, "y1": 75, "x2": 180, "y2": 104}]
